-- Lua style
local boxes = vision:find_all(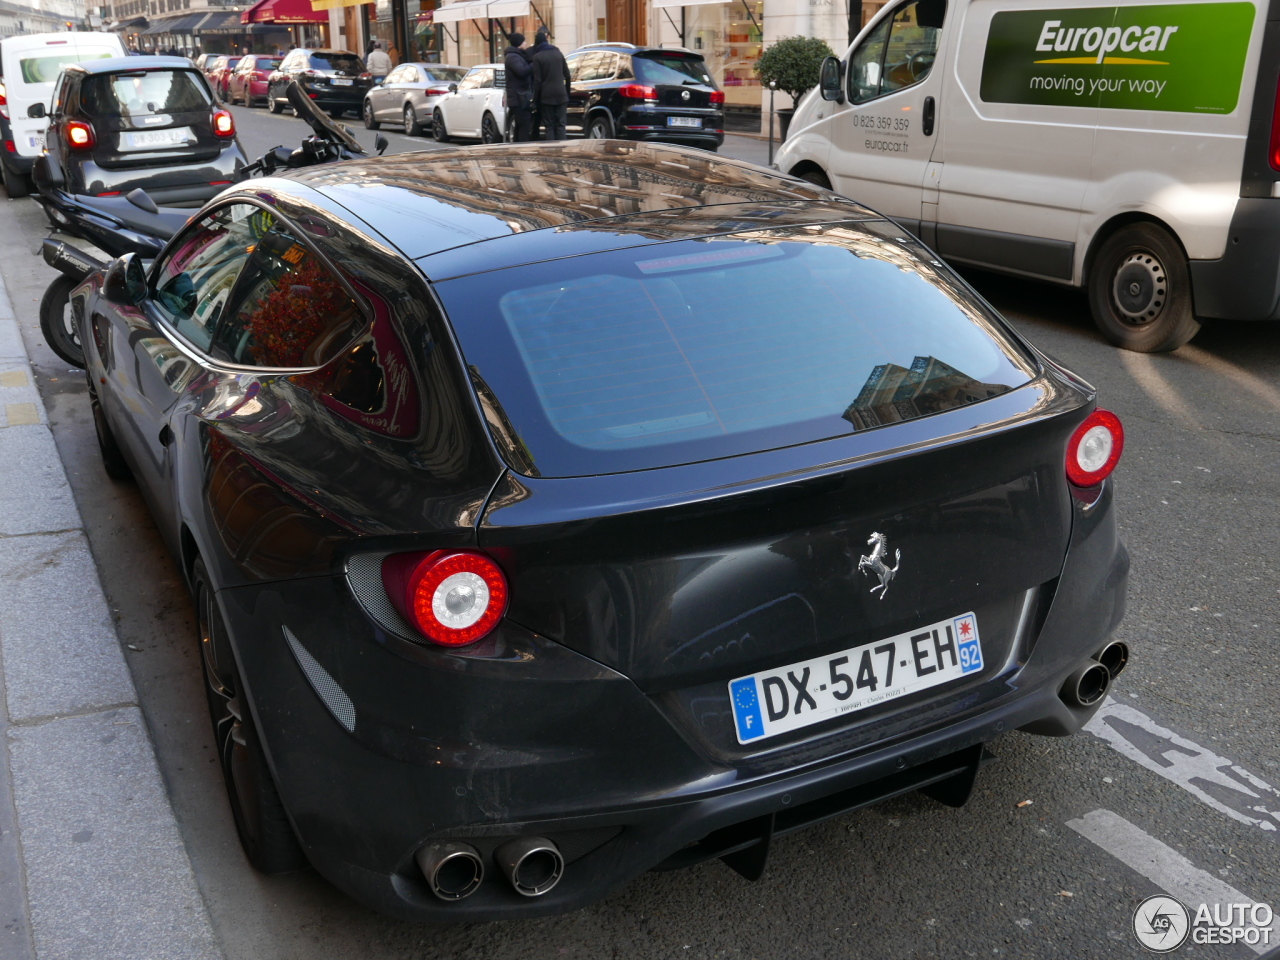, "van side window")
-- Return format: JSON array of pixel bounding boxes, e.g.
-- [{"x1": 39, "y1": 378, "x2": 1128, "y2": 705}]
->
[{"x1": 848, "y1": 0, "x2": 945, "y2": 104}]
